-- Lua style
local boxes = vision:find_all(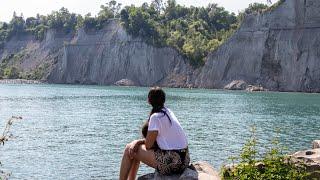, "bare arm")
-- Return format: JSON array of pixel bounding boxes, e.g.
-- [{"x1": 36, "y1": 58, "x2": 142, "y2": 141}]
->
[
  {"x1": 145, "y1": 131, "x2": 158, "y2": 150},
  {"x1": 128, "y1": 131, "x2": 158, "y2": 158}
]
